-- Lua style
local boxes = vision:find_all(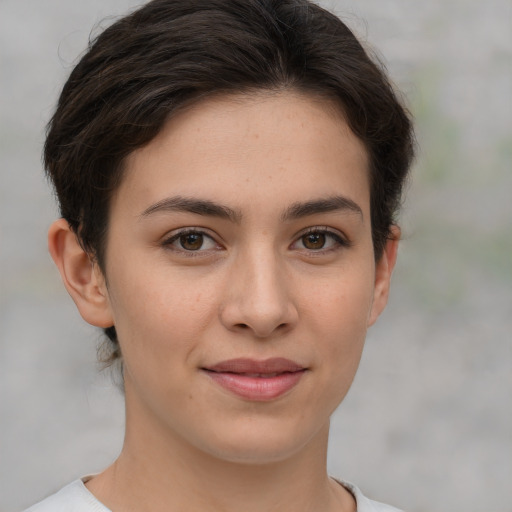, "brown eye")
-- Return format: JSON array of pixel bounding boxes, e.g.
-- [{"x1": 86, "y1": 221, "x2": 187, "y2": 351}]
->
[
  {"x1": 291, "y1": 229, "x2": 348, "y2": 253},
  {"x1": 165, "y1": 229, "x2": 218, "y2": 253},
  {"x1": 302, "y1": 232, "x2": 326, "y2": 250},
  {"x1": 179, "y1": 233, "x2": 204, "y2": 250}
]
